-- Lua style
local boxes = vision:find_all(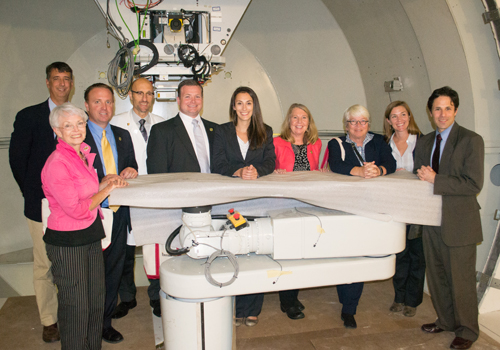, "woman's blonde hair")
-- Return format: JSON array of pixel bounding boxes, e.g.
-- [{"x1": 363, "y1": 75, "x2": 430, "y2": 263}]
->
[{"x1": 279, "y1": 103, "x2": 318, "y2": 144}]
